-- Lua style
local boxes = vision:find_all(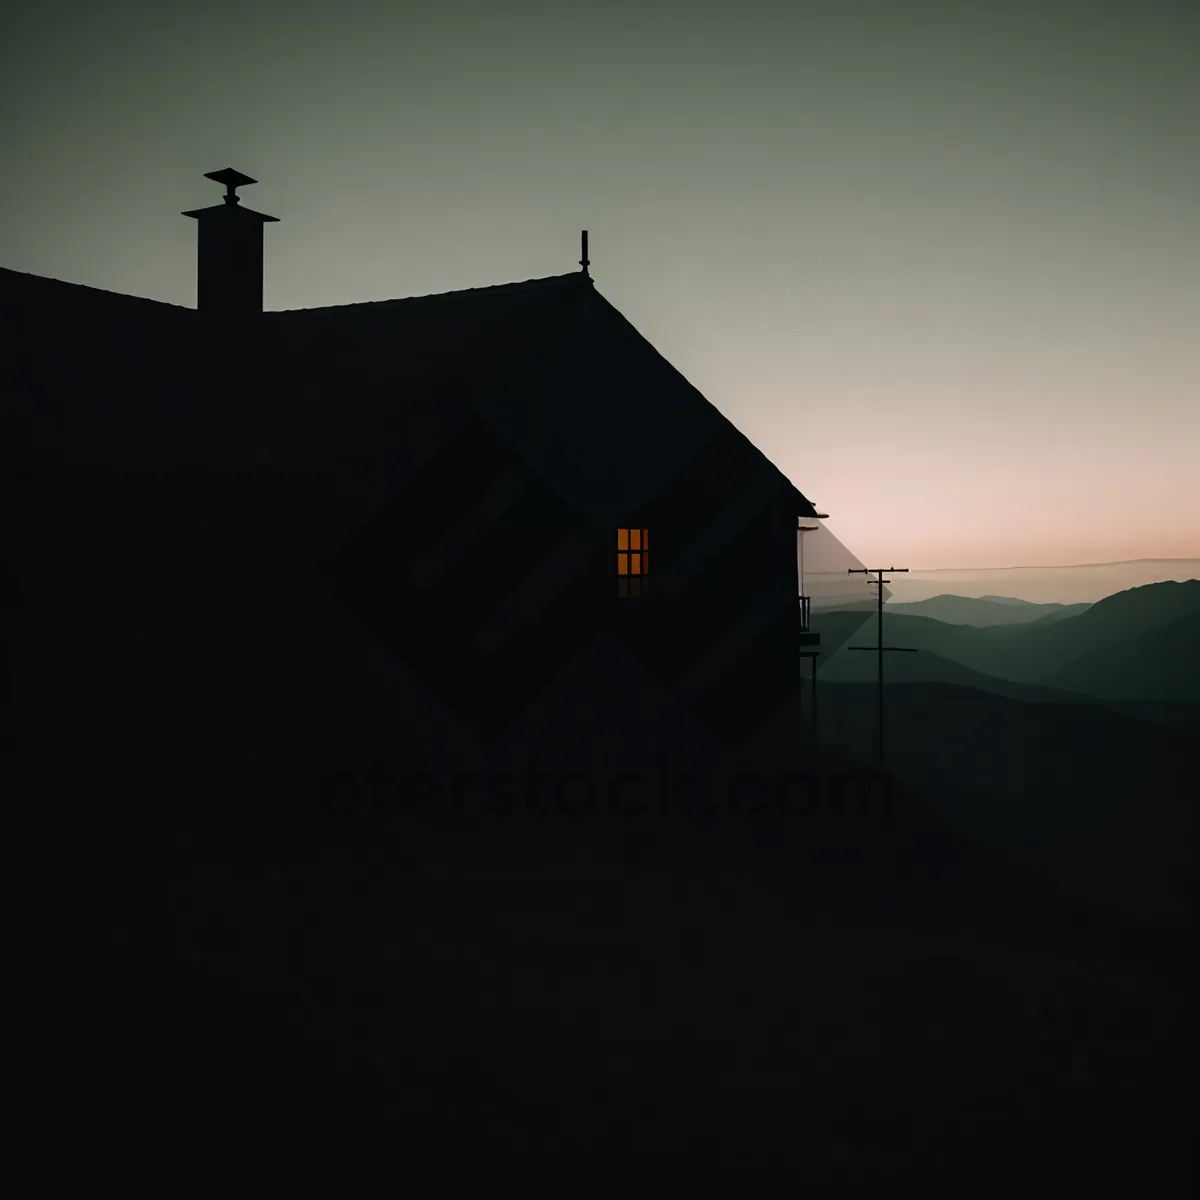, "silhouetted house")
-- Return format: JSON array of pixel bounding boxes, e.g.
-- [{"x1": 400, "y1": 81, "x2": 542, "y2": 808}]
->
[{"x1": 3, "y1": 169, "x2": 871, "y2": 831}]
